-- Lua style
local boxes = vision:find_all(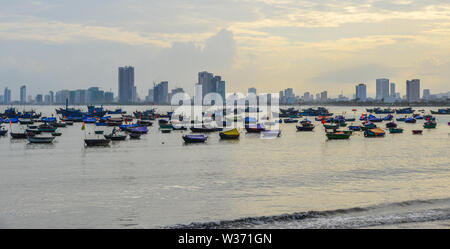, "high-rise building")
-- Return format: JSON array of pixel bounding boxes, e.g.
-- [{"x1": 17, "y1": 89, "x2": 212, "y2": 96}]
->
[
  {"x1": 320, "y1": 91, "x2": 328, "y2": 102},
  {"x1": 303, "y1": 92, "x2": 310, "y2": 101},
  {"x1": 406, "y1": 79, "x2": 420, "y2": 102},
  {"x1": 376, "y1": 78, "x2": 390, "y2": 100},
  {"x1": 248, "y1": 88, "x2": 257, "y2": 95},
  {"x1": 390, "y1": 83, "x2": 396, "y2": 98},
  {"x1": 355, "y1": 83, "x2": 367, "y2": 101},
  {"x1": 44, "y1": 95, "x2": 51, "y2": 104},
  {"x1": 35, "y1": 94, "x2": 43, "y2": 104},
  {"x1": 195, "y1": 84, "x2": 203, "y2": 105},
  {"x1": 153, "y1": 81, "x2": 168, "y2": 105},
  {"x1": 104, "y1": 92, "x2": 114, "y2": 103},
  {"x1": 49, "y1": 91, "x2": 54, "y2": 104},
  {"x1": 198, "y1": 71, "x2": 214, "y2": 99},
  {"x1": 423, "y1": 89, "x2": 430, "y2": 100},
  {"x1": 20, "y1": 85, "x2": 27, "y2": 104},
  {"x1": 118, "y1": 66, "x2": 135, "y2": 103},
  {"x1": 3, "y1": 88, "x2": 11, "y2": 105}
]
